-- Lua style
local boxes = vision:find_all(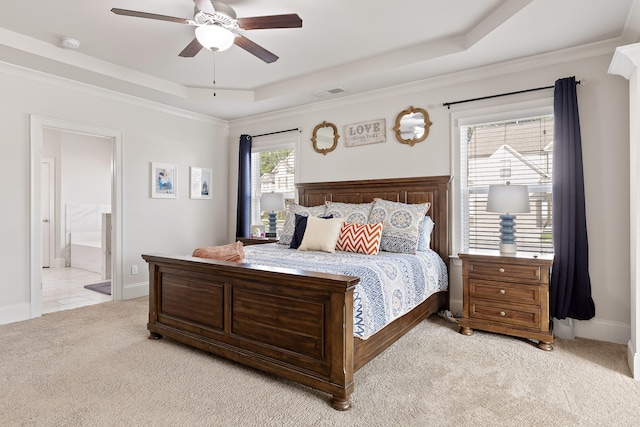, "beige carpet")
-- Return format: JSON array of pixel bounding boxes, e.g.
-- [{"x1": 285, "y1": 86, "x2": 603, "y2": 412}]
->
[{"x1": 1, "y1": 297, "x2": 639, "y2": 426}]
